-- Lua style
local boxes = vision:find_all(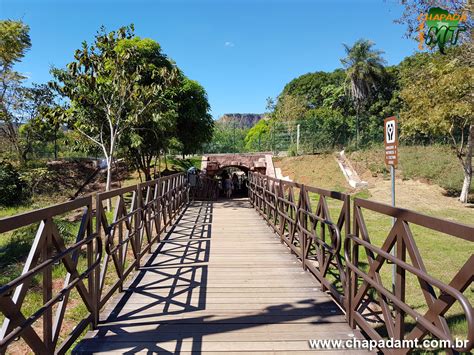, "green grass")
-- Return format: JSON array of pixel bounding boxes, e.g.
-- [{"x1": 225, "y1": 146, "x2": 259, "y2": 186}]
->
[
  {"x1": 274, "y1": 154, "x2": 349, "y2": 191},
  {"x1": 349, "y1": 144, "x2": 473, "y2": 196}
]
